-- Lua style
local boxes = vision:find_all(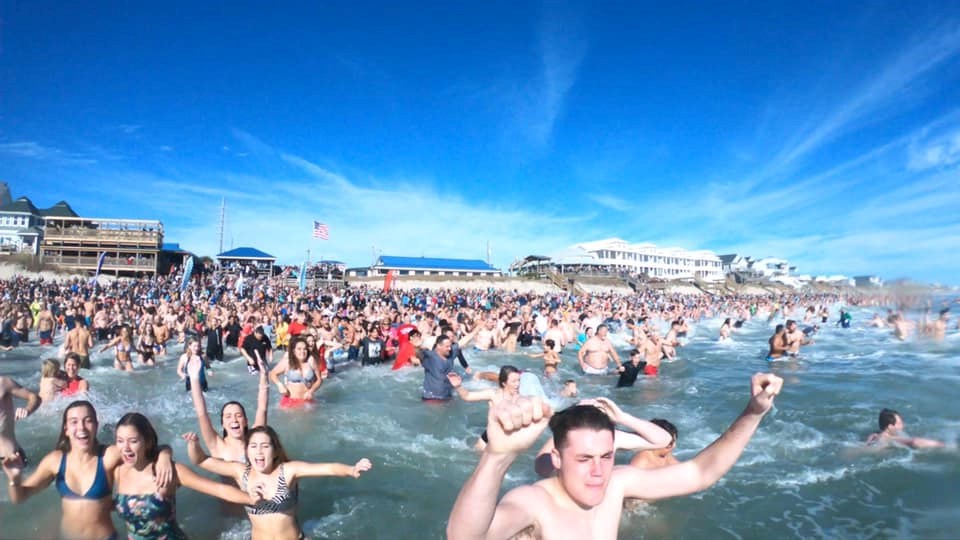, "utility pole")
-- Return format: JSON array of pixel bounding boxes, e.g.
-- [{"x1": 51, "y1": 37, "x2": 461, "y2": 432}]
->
[
  {"x1": 486, "y1": 240, "x2": 491, "y2": 265},
  {"x1": 217, "y1": 198, "x2": 225, "y2": 254}
]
